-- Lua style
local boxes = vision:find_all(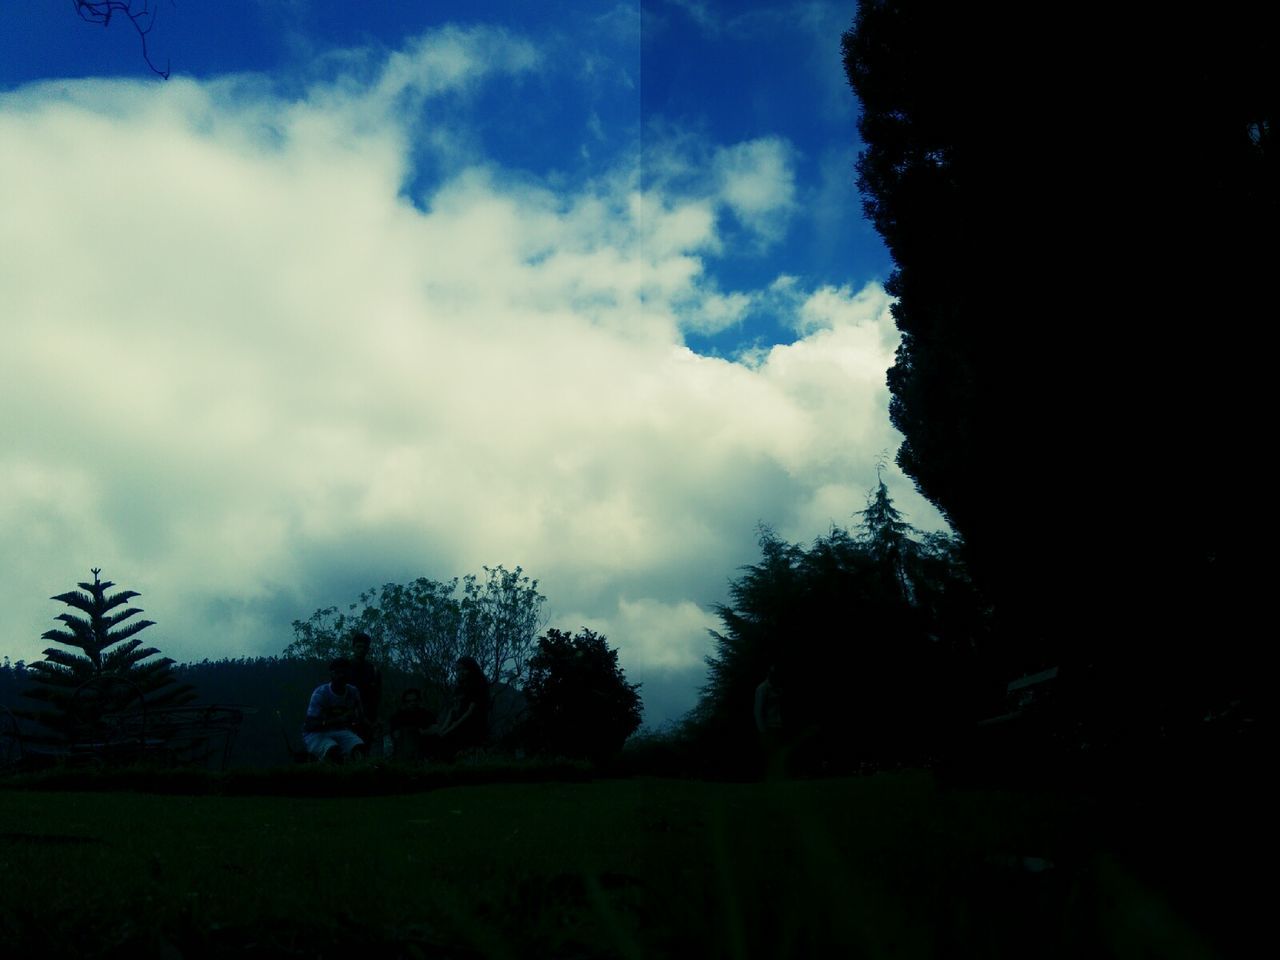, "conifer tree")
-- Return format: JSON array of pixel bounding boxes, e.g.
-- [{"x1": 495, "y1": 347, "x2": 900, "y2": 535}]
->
[
  {"x1": 695, "y1": 480, "x2": 987, "y2": 773},
  {"x1": 21, "y1": 568, "x2": 195, "y2": 742},
  {"x1": 856, "y1": 468, "x2": 918, "y2": 603}
]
